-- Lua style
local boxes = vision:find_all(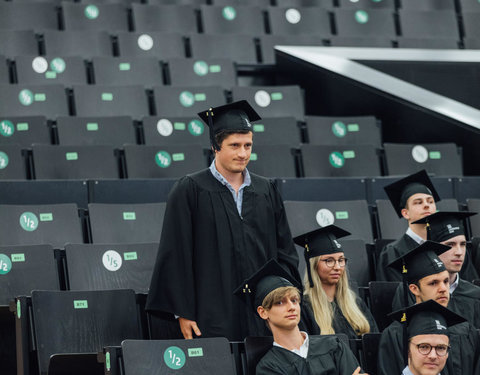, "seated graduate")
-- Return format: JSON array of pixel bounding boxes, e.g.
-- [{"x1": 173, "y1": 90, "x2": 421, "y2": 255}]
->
[
  {"x1": 389, "y1": 300, "x2": 466, "y2": 375},
  {"x1": 392, "y1": 211, "x2": 480, "y2": 328},
  {"x1": 235, "y1": 259, "x2": 367, "y2": 375},
  {"x1": 293, "y1": 225, "x2": 378, "y2": 339},
  {"x1": 377, "y1": 241, "x2": 480, "y2": 375}
]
